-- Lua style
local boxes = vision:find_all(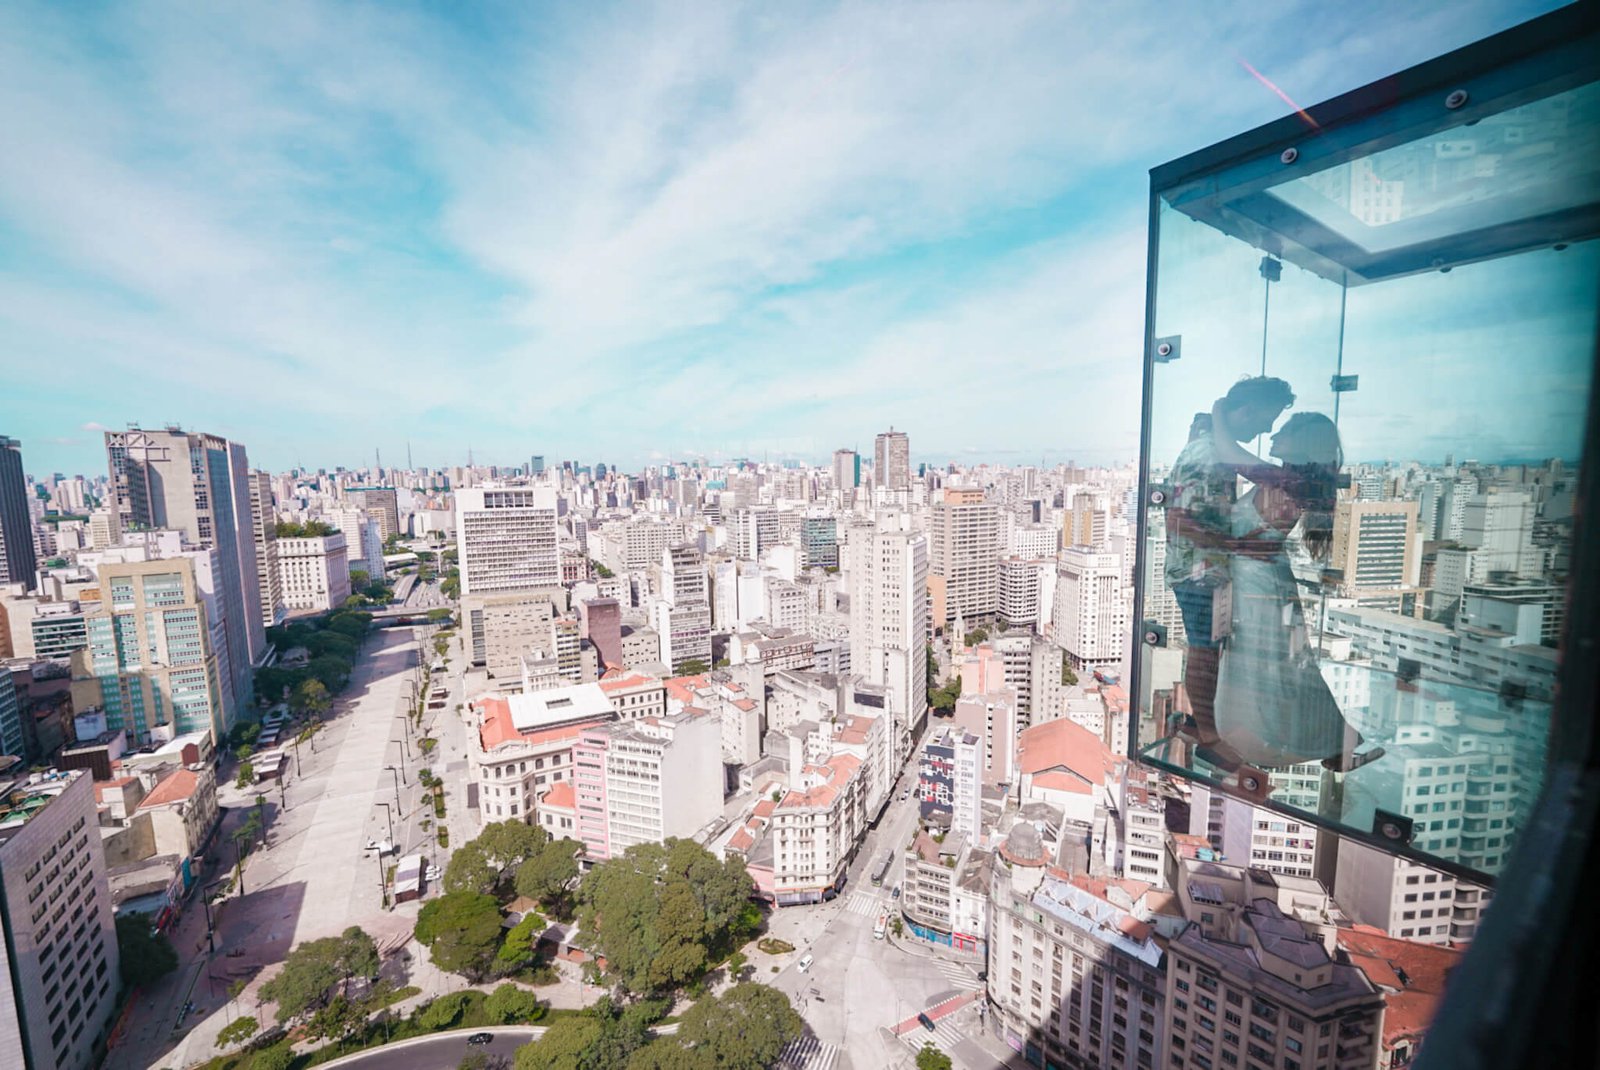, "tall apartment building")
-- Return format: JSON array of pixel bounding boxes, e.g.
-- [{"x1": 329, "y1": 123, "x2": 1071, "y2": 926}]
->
[
  {"x1": 0, "y1": 437, "x2": 37, "y2": 589},
  {"x1": 1190, "y1": 770, "x2": 1324, "y2": 880},
  {"x1": 801, "y1": 515, "x2": 839, "y2": 569},
  {"x1": 571, "y1": 711, "x2": 722, "y2": 862},
  {"x1": 343, "y1": 486, "x2": 400, "y2": 540},
  {"x1": 0, "y1": 671, "x2": 21, "y2": 759},
  {"x1": 917, "y1": 725, "x2": 982, "y2": 843},
  {"x1": 986, "y1": 865, "x2": 1168, "y2": 1070},
  {"x1": 0, "y1": 767, "x2": 120, "y2": 1070},
  {"x1": 1460, "y1": 490, "x2": 1540, "y2": 576},
  {"x1": 275, "y1": 533, "x2": 351, "y2": 613},
  {"x1": 656, "y1": 544, "x2": 711, "y2": 673},
  {"x1": 1330, "y1": 499, "x2": 1420, "y2": 608},
  {"x1": 455, "y1": 486, "x2": 560, "y2": 597},
  {"x1": 330, "y1": 506, "x2": 385, "y2": 582},
  {"x1": 77, "y1": 551, "x2": 230, "y2": 742},
  {"x1": 247, "y1": 470, "x2": 283, "y2": 628},
  {"x1": 1165, "y1": 866, "x2": 1385, "y2": 1070},
  {"x1": 929, "y1": 487, "x2": 1001, "y2": 628},
  {"x1": 831, "y1": 449, "x2": 860, "y2": 503},
  {"x1": 1334, "y1": 838, "x2": 1494, "y2": 946},
  {"x1": 999, "y1": 557, "x2": 1048, "y2": 630},
  {"x1": 846, "y1": 521, "x2": 928, "y2": 766},
  {"x1": 769, "y1": 752, "x2": 866, "y2": 904},
  {"x1": 1054, "y1": 548, "x2": 1129, "y2": 674},
  {"x1": 874, "y1": 428, "x2": 911, "y2": 492},
  {"x1": 104, "y1": 428, "x2": 264, "y2": 714}
]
